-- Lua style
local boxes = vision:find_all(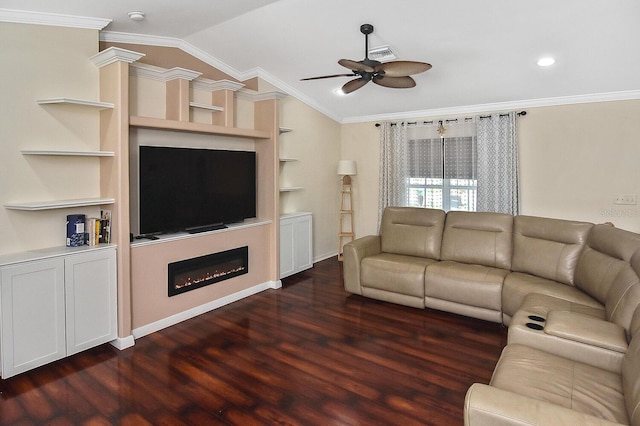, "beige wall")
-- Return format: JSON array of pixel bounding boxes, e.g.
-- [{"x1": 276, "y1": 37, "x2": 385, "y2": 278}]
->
[
  {"x1": 518, "y1": 100, "x2": 640, "y2": 231},
  {"x1": 342, "y1": 99, "x2": 640, "y2": 236},
  {"x1": 0, "y1": 23, "x2": 102, "y2": 256}
]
